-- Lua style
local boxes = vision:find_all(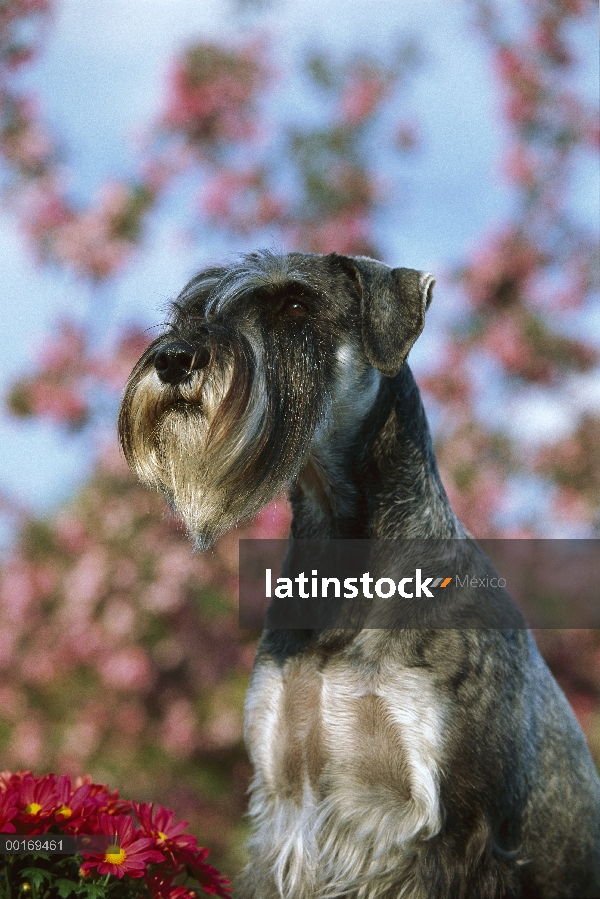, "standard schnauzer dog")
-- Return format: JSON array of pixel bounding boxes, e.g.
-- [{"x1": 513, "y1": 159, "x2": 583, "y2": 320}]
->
[{"x1": 119, "y1": 251, "x2": 600, "y2": 898}]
